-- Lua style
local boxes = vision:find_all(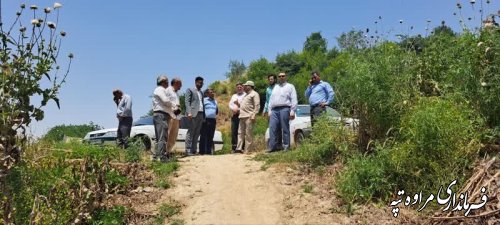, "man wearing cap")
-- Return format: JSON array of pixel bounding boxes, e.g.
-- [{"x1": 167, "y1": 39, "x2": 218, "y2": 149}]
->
[
  {"x1": 229, "y1": 83, "x2": 246, "y2": 152},
  {"x1": 113, "y1": 89, "x2": 133, "y2": 149},
  {"x1": 184, "y1": 76, "x2": 205, "y2": 156},
  {"x1": 152, "y1": 75, "x2": 173, "y2": 161},
  {"x1": 305, "y1": 71, "x2": 334, "y2": 126},
  {"x1": 236, "y1": 81, "x2": 260, "y2": 154},
  {"x1": 268, "y1": 72, "x2": 298, "y2": 152}
]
